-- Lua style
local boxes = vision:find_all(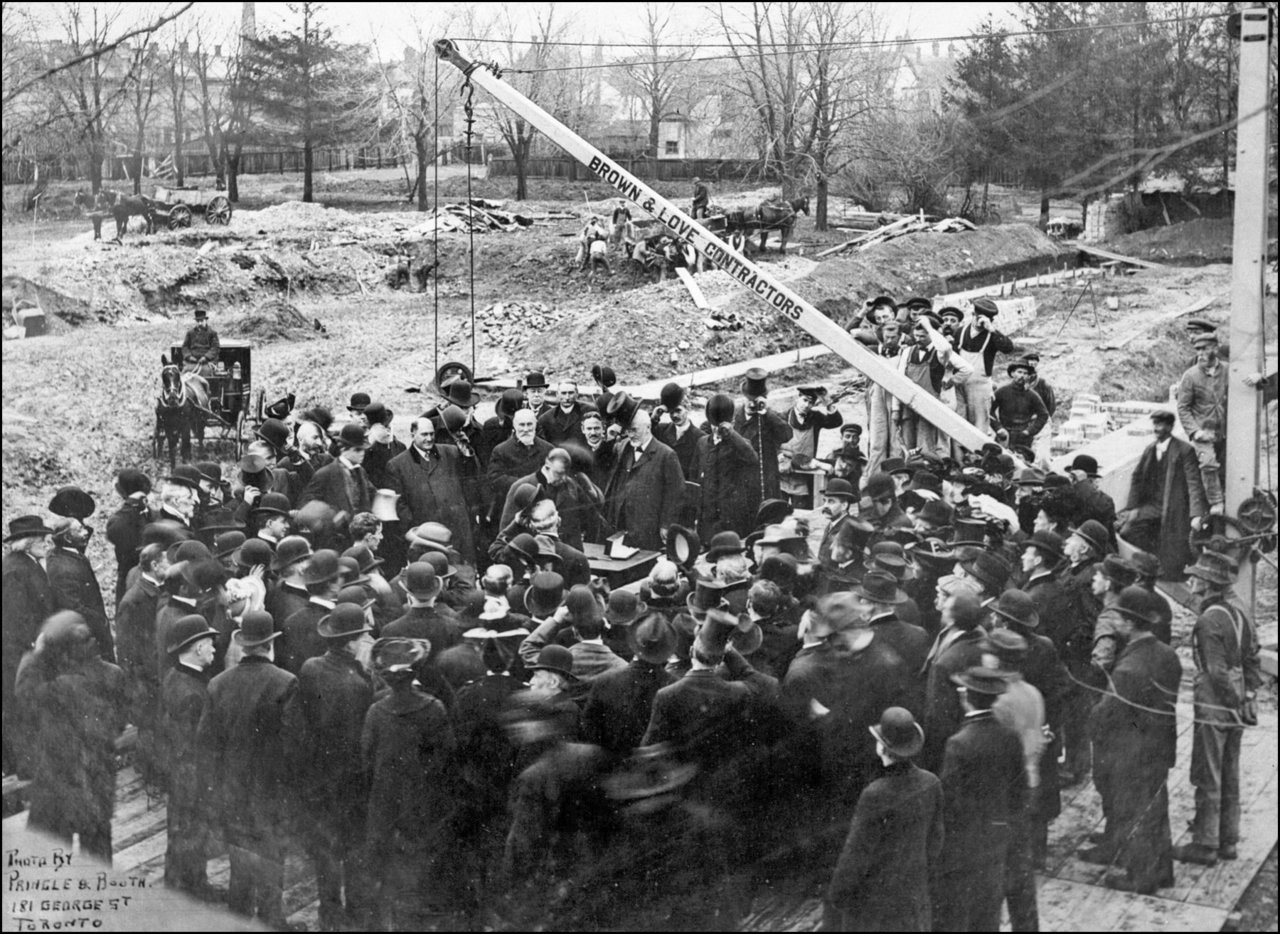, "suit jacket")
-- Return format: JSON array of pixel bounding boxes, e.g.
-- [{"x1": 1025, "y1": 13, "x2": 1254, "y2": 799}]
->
[
  {"x1": 385, "y1": 443, "x2": 478, "y2": 565},
  {"x1": 732, "y1": 402, "x2": 793, "y2": 500},
  {"x1": 1092, "y1": 632, "x2": 1182, "y2": 771},
  {"x1": 362, "y1": 689, "x2": 455, "y2": 845},
  {"x1": 605, "y1": 438, "x2": 685, "y2": 550},
  {"x1": 300, "y1": 457, "x2": 374, "y2": 516},
  {"x1": 297, "y1": 650, "x2": 374, "y2": 816},
  {"x1": 691, "y1": 428, "x2": 760, "y2": 537},
  {"x1": 868, "y1": 612, "x2": 931, "y2": 685},
  {"x1": 47, "y1": 547, "x2": 114, "y2": 663},
  {"x1": 280, "y1": 600, "x2": 332, "y2": 677},
  {"x1": 828, "y1": 761, "x2": 944, "y2": 932},
  {"x1": 938, "y1": 711, "x2": 1026, "y2": 871},
  {"x1": 654, "y1": 420, "x2": 708, "y2": 480},
  {"x1": 3, "y1": 552, "x2": 54, "y2": 703},
  {"x1": 197, "y1": 655, "x2": 302, "y2": 839},
  {"x1": 581, "y1": 659, "x2": 677, "y2": 756},
  {"x1": 536, "y1": 403, "x2": 590, "y2": 447}
]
